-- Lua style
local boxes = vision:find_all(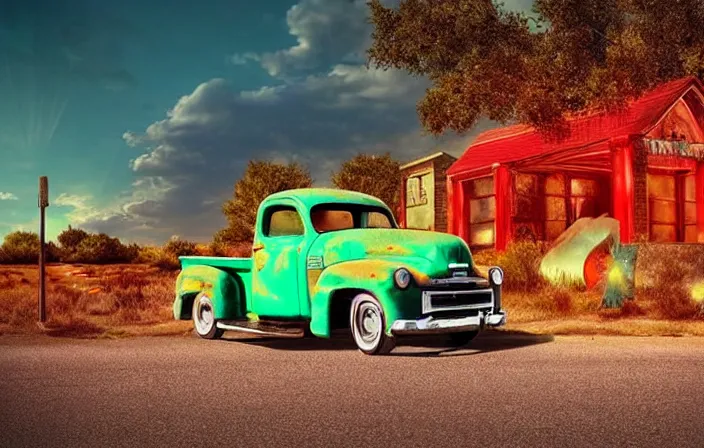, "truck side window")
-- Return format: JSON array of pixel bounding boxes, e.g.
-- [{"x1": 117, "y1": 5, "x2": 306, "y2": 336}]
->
[{"x1": 265, "y1": 206, "x2": 305, "y2": 237}]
